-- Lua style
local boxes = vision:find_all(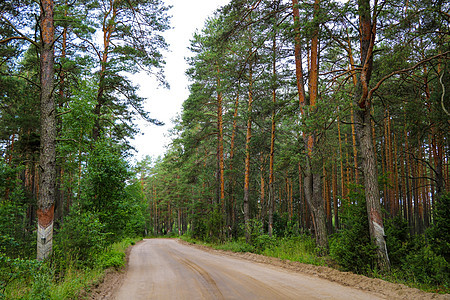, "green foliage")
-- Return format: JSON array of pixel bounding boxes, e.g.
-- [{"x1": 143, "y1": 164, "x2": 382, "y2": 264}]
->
[
  {"x1": 48, "y1": 267, "x2": 103, "y2": 300},
  {"x1": 382, "y1": 194, "x2": 450, "y2": 288},
  {"x1": 82, "y1": 139, "x2": 139, "y2": 240},
  {"x1": 2, "y1": 237, "x2": 139, "y2": 299},
  {"x1": 262, "y1": 236, "x2": 324, "y2": 266},
  {"x1": 329, "y1": 185, "x2": 377, "y2": 274},
  {"x1": 190, "y1": 201, "x2": 209, "y2": 241},
  {"x1": 384, "y1": 215, "x2": 410, "y2": 266},
  {"x1": 0, "y1": 254, "x2": 41, "y2": 298},
  {"x1": 27, "y1": 266, "x2": 52, "y2": 300},
  {"x1": 0, "y1": 202, "x2": 32, "y2": 258},
  {"x1": 213, "y1": 239, "x2": 255, "y2": 253},
  {"x1": 54, "y1": 206, "x2": 107, "y2": 267},
  {"x1": 378, "y1": 205, "x2": 449, "y2": 290},
  {"x1": 272, "y1": 213, "x2": 301, "y2": 237},
  {"x1": 123, "y1": 182, "x2": 147, "y2": 237},
  {"x1": 96, "y1": 251, "x2": 125, "y2": 270},
  {"x1": 206, "y1": 206, "x2": 224, "y2": 242},
  {"x1": 401, "y1": 235, "x2": 449, "y2": 287},
  {"x1": 428, "y1": 193, "x2": 450, "y2": 263},
  {"x1": 253, "y1": 234, "x2": 277, "y2": 254},
  {"x1": 241, "y1": 219, "x2": 276, "y2": 253}
]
